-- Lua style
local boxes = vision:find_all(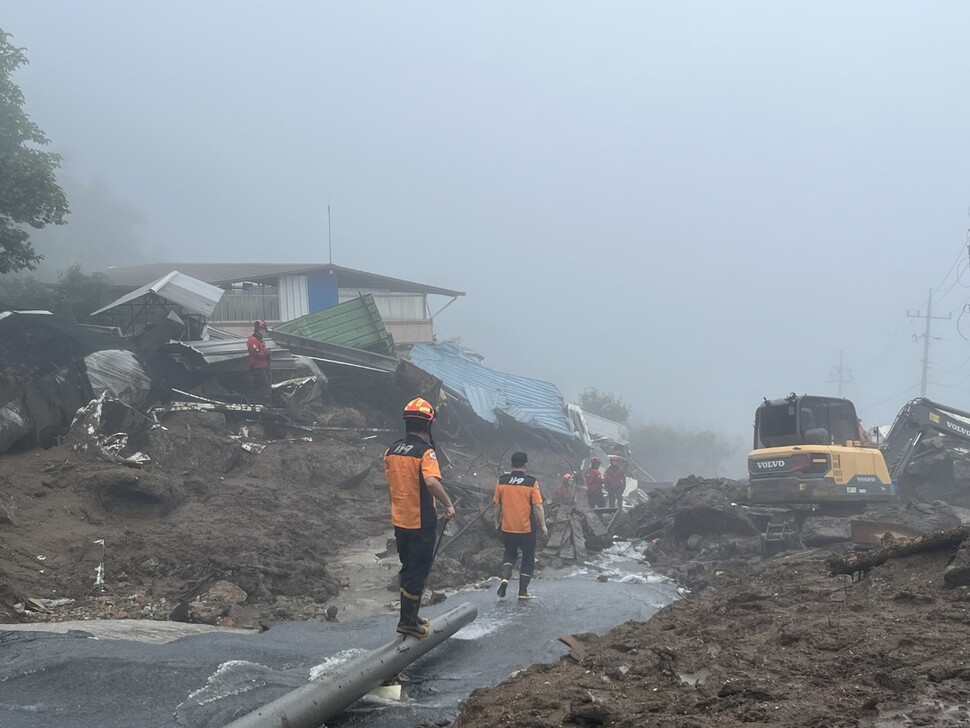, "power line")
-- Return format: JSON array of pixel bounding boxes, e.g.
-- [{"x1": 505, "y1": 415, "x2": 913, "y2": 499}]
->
[
  {"x1": 858, "y1": 317, "x2": 908, "y2": 376},
  {"x1": 826, "y1": 350, "x2": 853, "y2": 396},
  {"x1": 934, "y1": 266, "x2": 964, "y2": 306},
  {"x1": 928, "y1": 380, "x2": 969, "y2": 391},
  {"x1": 932, "y1": 235, "x2": 970, "y2": 303},
  {"x1": 862, "y1": 383, "x2": 920, "y2": 411}
]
